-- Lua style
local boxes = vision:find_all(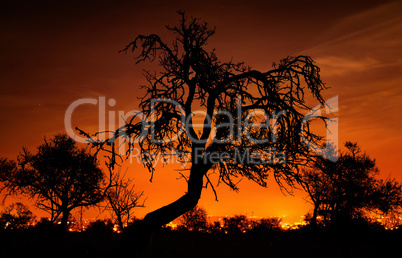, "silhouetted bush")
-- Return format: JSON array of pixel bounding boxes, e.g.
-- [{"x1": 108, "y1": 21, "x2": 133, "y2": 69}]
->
[
  {"x1": 177, "y1": 206, "x2": 208, "y2": 232},
  {"x1": 249, "y1": 217, "x2": 282, "y2": 233},
  {"x1": 0, "y1": 203, "x2": 35, "y2": 231},
  {"x1": 120, "y1": 217, "x2": 142, "y2": 234},
  {"x1": 222, "y1": 215, "x2": 251, "y2": 234},
  {"x1": 208, "y1": 221, "x2": 223, "y2": 234},
  {"x1": 33, "y1": 217, "x2": 55, "y2": 233},
  {"x1": 85, "y1": 219, "x2": 114, "y2": 234}
]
